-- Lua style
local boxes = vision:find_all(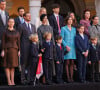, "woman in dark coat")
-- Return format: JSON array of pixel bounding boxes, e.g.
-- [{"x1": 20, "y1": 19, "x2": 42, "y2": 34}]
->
[{"x1": 1, "y1": 18, "x2": 20, "y2": 86}]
